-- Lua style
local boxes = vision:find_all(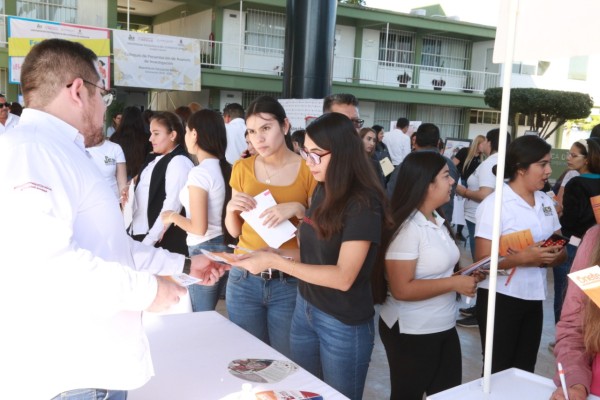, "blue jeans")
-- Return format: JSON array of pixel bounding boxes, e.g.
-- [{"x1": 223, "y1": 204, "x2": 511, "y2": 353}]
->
[
  {"x1": 188, "y1": 236, "x2": 230, "y2": 312},
  {"x1": 553, "y1": 243, "x2": 578, "y2": 323},
  {"x1": 226, "y1": 266, "x2": 298, "y2": 357},
  {"x1": 466, "y1": 219, "x2": 476, "y2": 260},
  {"x1": 51, "y1": 389, "x2": 127, "y2": 400},
  {"x1": 290, "y1": 294, "x2": 374, "y2": 400}
]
